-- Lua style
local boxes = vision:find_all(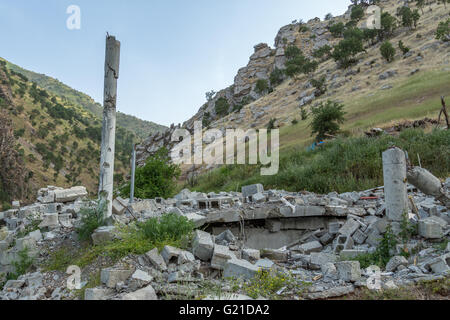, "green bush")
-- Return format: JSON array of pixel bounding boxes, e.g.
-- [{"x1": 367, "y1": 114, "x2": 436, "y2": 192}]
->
[
  {"x1": 351, "y1": 5, "x2": 364, "y2": 21},
  {"x1": 255, "y1": 79, "x2": 269, "y2": 95},
  {"x1": 398, "y1": 40, "x2": 410, "y2": 54},
  {"x1": 436, "y1": 18, "x2": 450, "y2": 41},
  {"x1": 380, "y1": 41, "x2": 396, "y2": 62},
  {"x1": 310, "y1": 100, "x2": 346, "y2": 141},
  {"x1": 379, "y1": 12, "x2": 397, "y2": 39},
  {"x1": 312, "y1": 45, "x2": 332, "y2": 60},
  {"x1": 121, "y1": 148, "x2": 181, "y2": 200},
  {"x1": 76, "y1": 199, "x2": 107, "y2": 242},
  {"x1": 329, "y1": 22, "x2": 345, "y2": 38},
  {"x1": 215, "y1": 97, "x2": 230, "y2": 117},
  {"x1": 332, "y1": 36, "x2": 365, "y2": 68},
  {"x1": 311, "y1": 76, "x2": 327, "y2": 96},
  {"x1": 137, "y1": 213, "x2": 195, "y2": 245},
  {"x1": 269, "y1": 68, "x2": 284, "y2": 87}
]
